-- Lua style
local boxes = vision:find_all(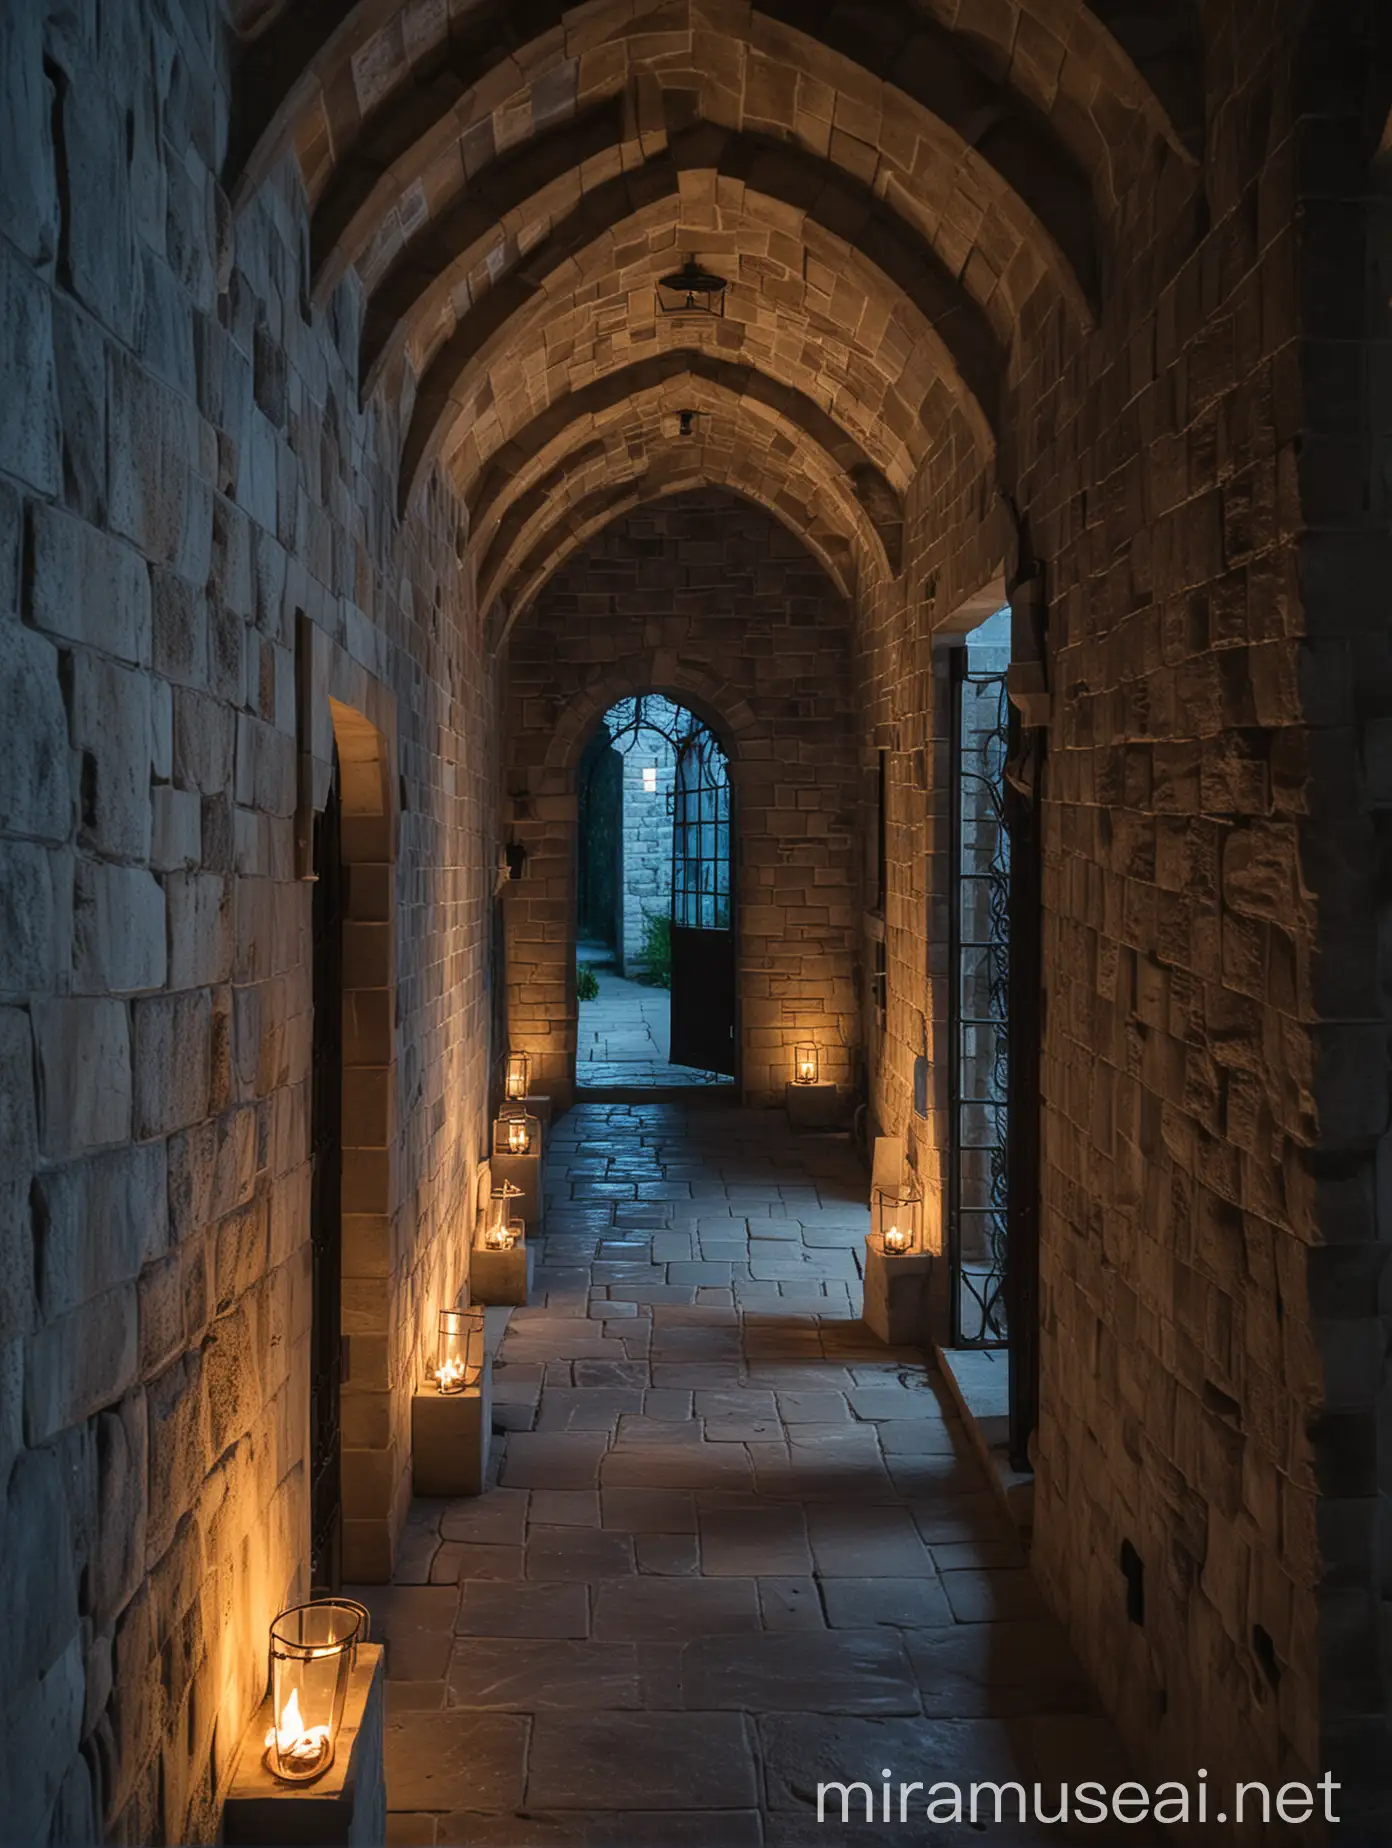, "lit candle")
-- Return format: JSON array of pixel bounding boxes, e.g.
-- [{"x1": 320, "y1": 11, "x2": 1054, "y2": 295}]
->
[
  {"x1": 434, "y1": 1356, "x2": 466, "y2": 1392},
  {"x1": 265, "y1": 1687, "x2": 331, "y2": 1777},
  {"x1": 507, "y1": 1116, "x2": 531, "y2": 1155},
  {"x1": 485, "y1": 1221, "x2": 519, "y2": 1251},
  {"x1": 883, "y1": 1223, "x2": 909, "y2": 1254}
]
